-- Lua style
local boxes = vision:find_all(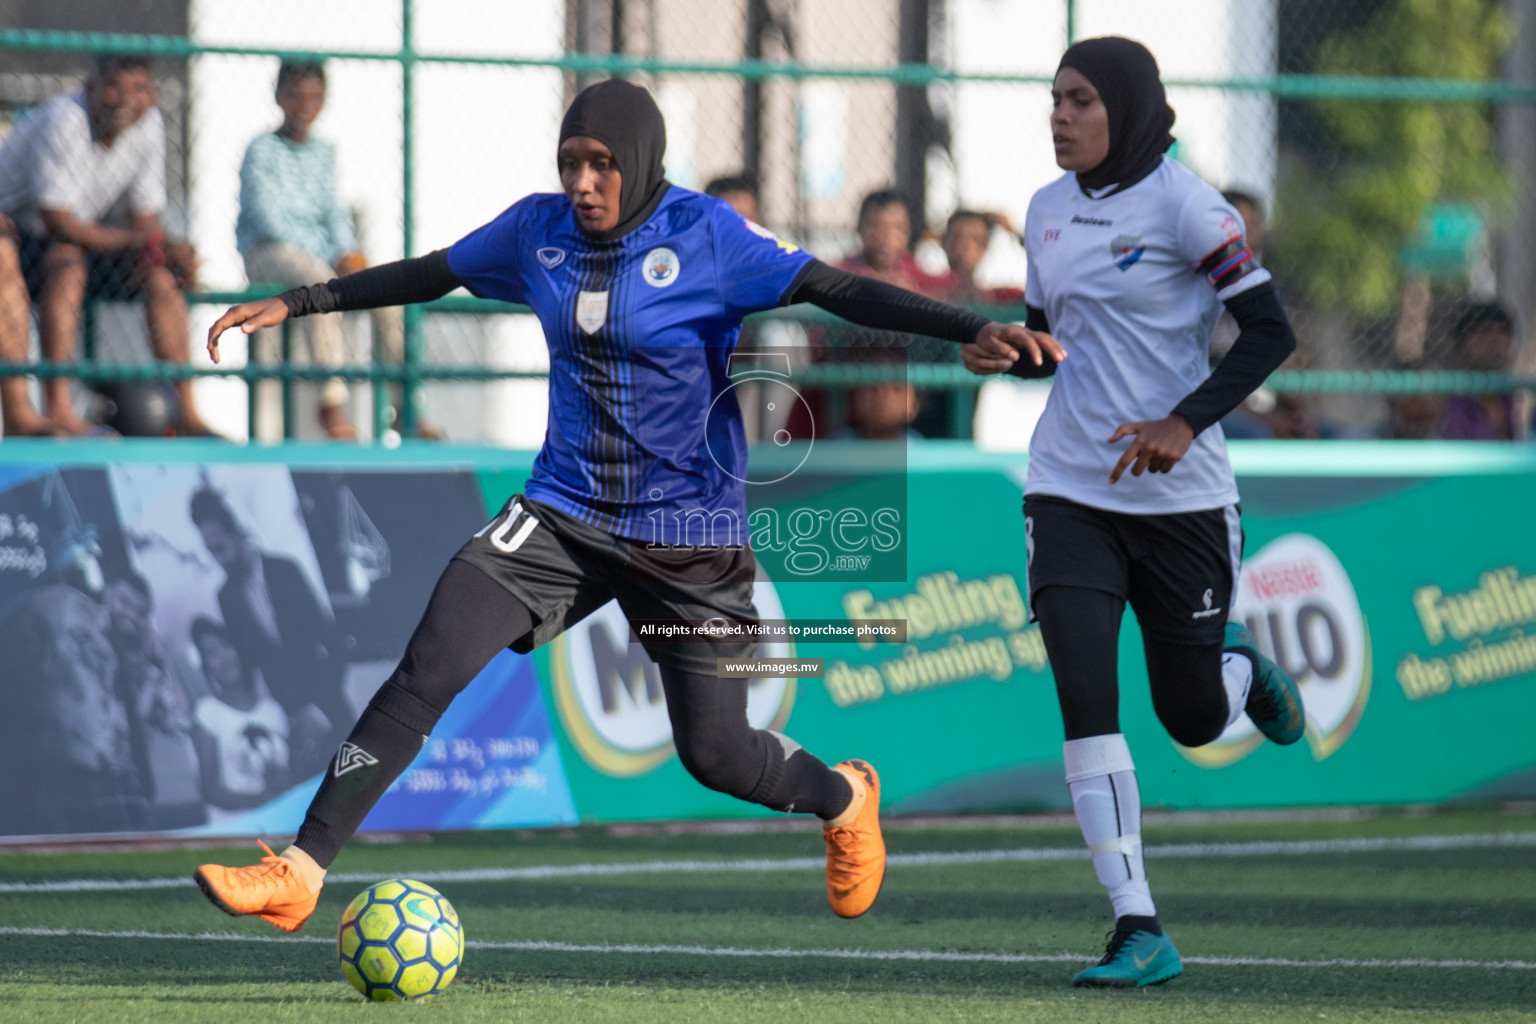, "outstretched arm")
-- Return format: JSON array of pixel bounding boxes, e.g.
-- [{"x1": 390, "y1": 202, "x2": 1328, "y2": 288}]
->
[
  {"x1": 206, "y1": 249, "x2": 464, "y2": 363},
  {"x1": 784, "y1": 259, "x2": 1064, "y2": 370}
]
